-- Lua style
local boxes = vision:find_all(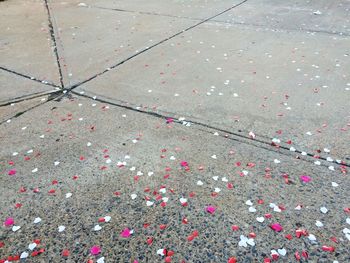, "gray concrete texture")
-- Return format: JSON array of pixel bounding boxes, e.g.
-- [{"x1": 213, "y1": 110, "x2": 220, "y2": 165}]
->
[
  {"x1": 0, "y1": 0, "x2": 61, "y2": 85},
  {"x1": 0, "y1": 70, "x2": 58, "y2": 104},
  {"x1": 0, "y1": 0, "x2": 349, "y2": 262}
]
